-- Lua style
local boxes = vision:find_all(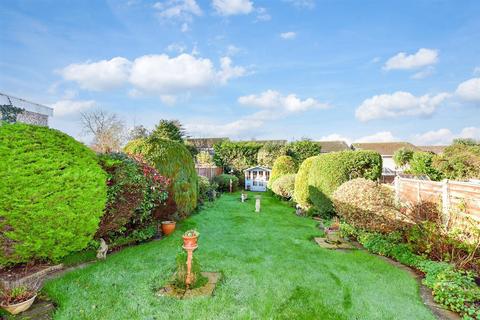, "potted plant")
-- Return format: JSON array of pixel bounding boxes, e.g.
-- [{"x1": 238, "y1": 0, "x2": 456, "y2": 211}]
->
[
  {"x1": 0, "y1": 286, "x2": 37, "y2": 315},
  {"x1": 161, "y1": 220, "x2": 176, "y2": 236},
  {"x1": 182, "y1": 229, "x2": 199, "y2": 249},
  {"x1": 325, "y1": 218, "x2": 342, "y2": 244}
]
